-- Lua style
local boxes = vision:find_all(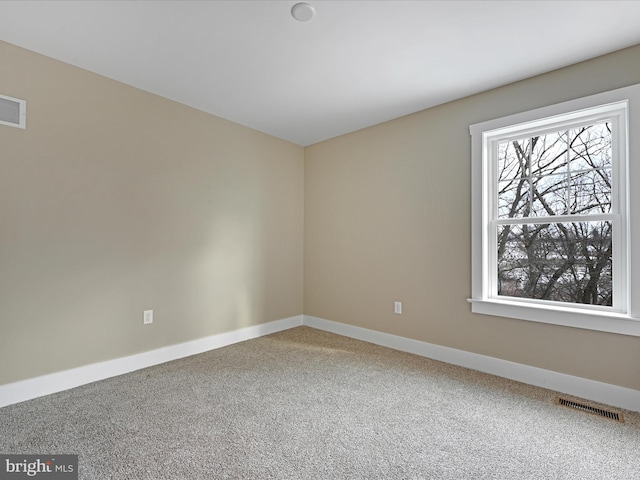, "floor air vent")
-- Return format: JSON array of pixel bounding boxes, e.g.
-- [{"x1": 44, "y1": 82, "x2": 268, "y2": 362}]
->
[{"x1": 556, "y1": 397, "x2": 624, "y2": 423}]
